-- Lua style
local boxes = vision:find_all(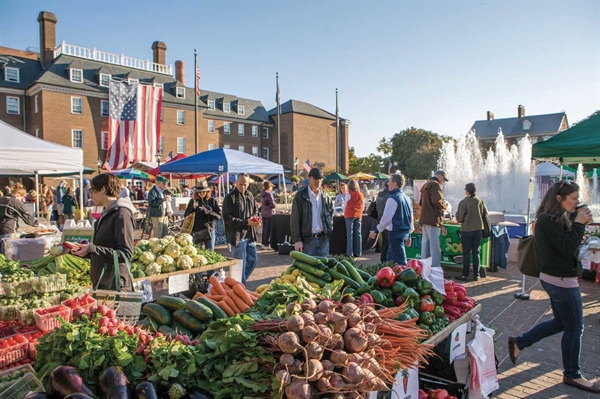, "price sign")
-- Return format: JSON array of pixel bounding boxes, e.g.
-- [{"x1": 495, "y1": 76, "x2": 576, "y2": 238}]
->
[
  {"x1": 529, "y1": 161, "x2": 536, "y2": 179},
  {"x1": 528, "y1": 182, "x2": 535, "y2": 199},
  {"x1": 390, "y1": 365, "x2": 419, "y2": 399},
  {"x1": 449, "y1": 322, "x2": 468, "y2": 363},
  {"x1": 168, "y1": 274, "x2": 189, "y2": 294},
  {"x1": 134, "y1": 279, "x2": 154, "y2": 303}
]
